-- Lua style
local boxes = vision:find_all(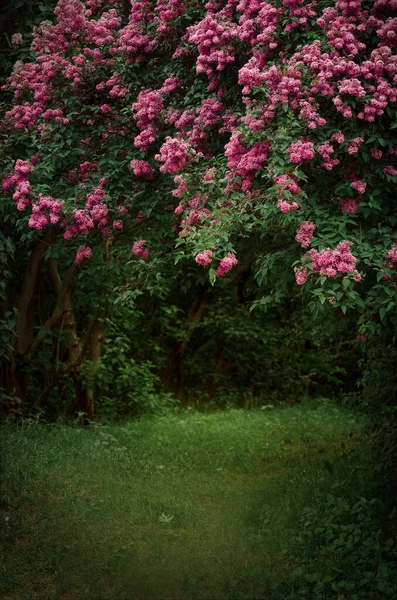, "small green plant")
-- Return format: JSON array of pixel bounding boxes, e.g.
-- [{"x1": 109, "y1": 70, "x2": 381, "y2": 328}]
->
[
  {"x1": 292, "y1": 493, "x2": 397, "y2": 599},
  {"x1": 82, "y1": 333, "x2": 177, "y2": 417}
]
